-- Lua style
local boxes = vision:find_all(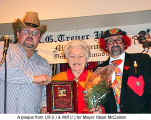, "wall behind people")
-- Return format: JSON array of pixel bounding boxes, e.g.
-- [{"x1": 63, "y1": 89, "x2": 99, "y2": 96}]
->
[
  {"x1": 0, "y1": 0, "x2": 151, "y2": 24},
  {"x1": 1, "y1": 10, "x2": 151, "y2": 64},
  {"x1": 1, "y1": 10, "x2": 151, "y2": 74}
]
